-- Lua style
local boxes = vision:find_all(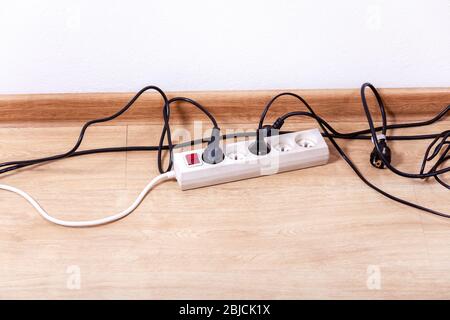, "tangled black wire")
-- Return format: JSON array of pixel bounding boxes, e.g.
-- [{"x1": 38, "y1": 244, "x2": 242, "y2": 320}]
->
[
  {"x1": 0, "y1": 83, "x2": 448, "y2": 218},
  {"x1": 259, "y1": 83, "x2": 449, "y2": 217}
]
